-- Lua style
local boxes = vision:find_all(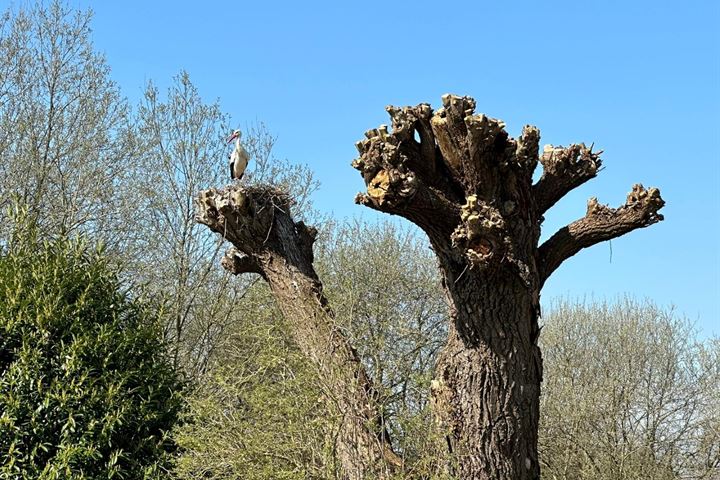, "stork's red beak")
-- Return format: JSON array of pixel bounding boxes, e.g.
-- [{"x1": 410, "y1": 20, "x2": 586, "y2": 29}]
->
[{"x1": 227, "y1": 132, "x2": 238, "y2": 143}]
